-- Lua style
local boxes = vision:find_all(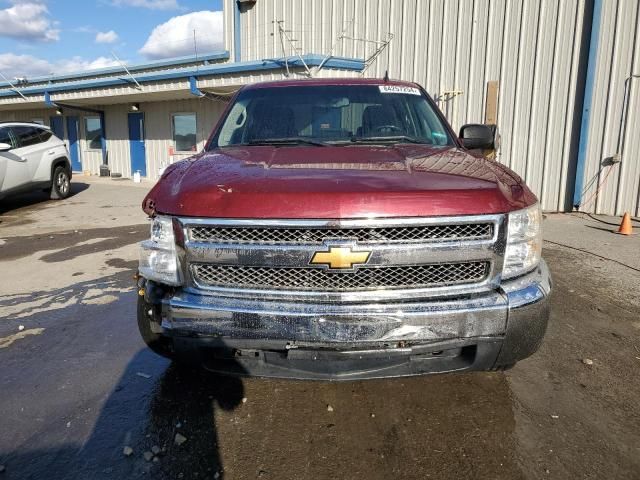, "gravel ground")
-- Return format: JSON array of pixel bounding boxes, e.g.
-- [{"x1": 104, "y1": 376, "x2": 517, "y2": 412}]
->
[{"x1": 0, "y1": 178, "x2": 638, "y2": 480}]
